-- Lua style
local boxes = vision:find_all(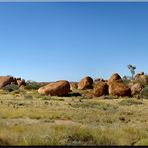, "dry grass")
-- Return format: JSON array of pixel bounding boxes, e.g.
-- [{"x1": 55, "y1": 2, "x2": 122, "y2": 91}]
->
[{"x1": 0, "y1": 89, "x2": 148, "y2": 145}]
